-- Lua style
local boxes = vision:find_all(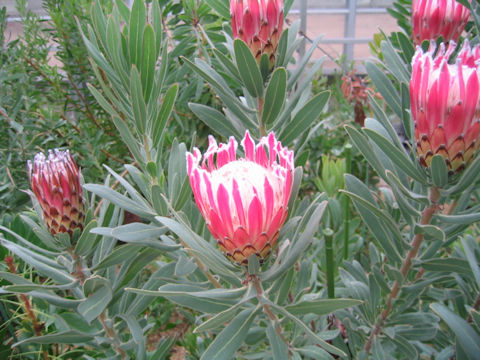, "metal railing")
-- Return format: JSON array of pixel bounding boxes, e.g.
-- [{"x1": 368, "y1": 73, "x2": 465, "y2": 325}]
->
[{"x1": 291, "y1": 0, "x2": 389, "y2": 64}]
